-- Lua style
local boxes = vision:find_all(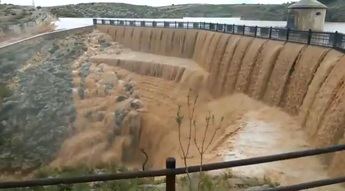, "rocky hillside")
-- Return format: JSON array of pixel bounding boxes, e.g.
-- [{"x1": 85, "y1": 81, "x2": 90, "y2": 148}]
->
[
  {"x1": 320, "y1": 0, "x2": 345, "y2": 21},
  {"x1": 0, "y1": 4, "x2": 53, "y2": 26},
  {"x1": 48, "y1": 0, "x2": 345, "y2": 22},
  {"x1": 0, "y1": 4, "x2": 55, "y2": 42},
  {"x1": 0, "y1": 33, "x2": 87, "y2": 173}
]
